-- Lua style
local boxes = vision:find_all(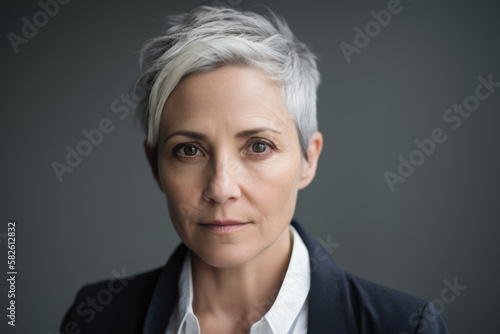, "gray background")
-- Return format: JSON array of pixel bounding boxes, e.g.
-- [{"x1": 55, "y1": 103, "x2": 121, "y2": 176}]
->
[{"x1": 1, "y1": 0, "x2": 499, "y2": 333}]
